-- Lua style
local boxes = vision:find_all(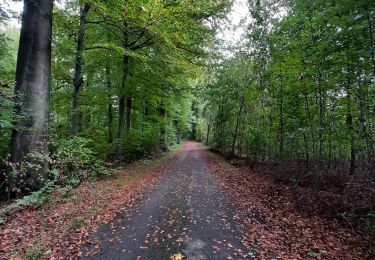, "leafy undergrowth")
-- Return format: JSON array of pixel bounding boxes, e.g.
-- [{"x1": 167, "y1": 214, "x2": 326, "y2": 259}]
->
[
  {"x1": 202, "y1": 151, "x2": 375, "y2": 259},
  {"x1": 0, "y1": 148, "x2": 181, "y2": 259}
]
